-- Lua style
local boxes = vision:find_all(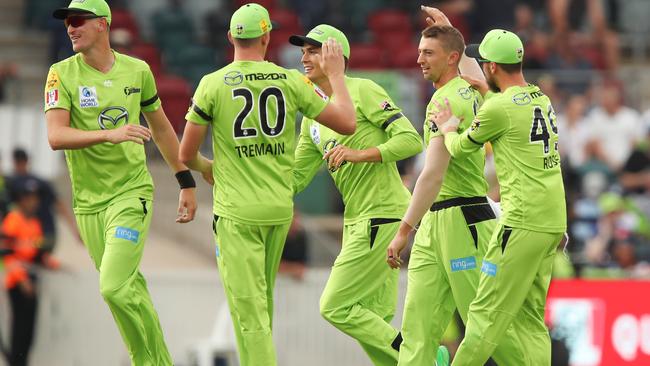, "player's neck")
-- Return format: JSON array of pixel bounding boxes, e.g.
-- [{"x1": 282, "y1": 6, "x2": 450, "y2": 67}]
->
[
  {"x1": 233, "y1": 48, "x2": 265, "y2": 62},
  {"x1": 434, "y1": 70, "x2": 458, "y2": 89},
  {"x1": 80, "y1": 43, "x2": 115, "y2": 74},
  {"x1": 497, "y1": 73, "x2": 528, "y2": 91}
]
